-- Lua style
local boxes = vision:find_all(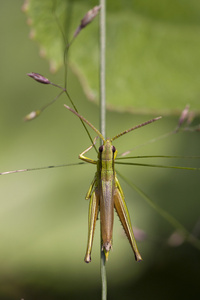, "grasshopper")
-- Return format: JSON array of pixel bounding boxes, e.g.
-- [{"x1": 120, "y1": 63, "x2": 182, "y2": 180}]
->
[{"x1": 64, "y1": 104, "x2": 161, "y2": 262}]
